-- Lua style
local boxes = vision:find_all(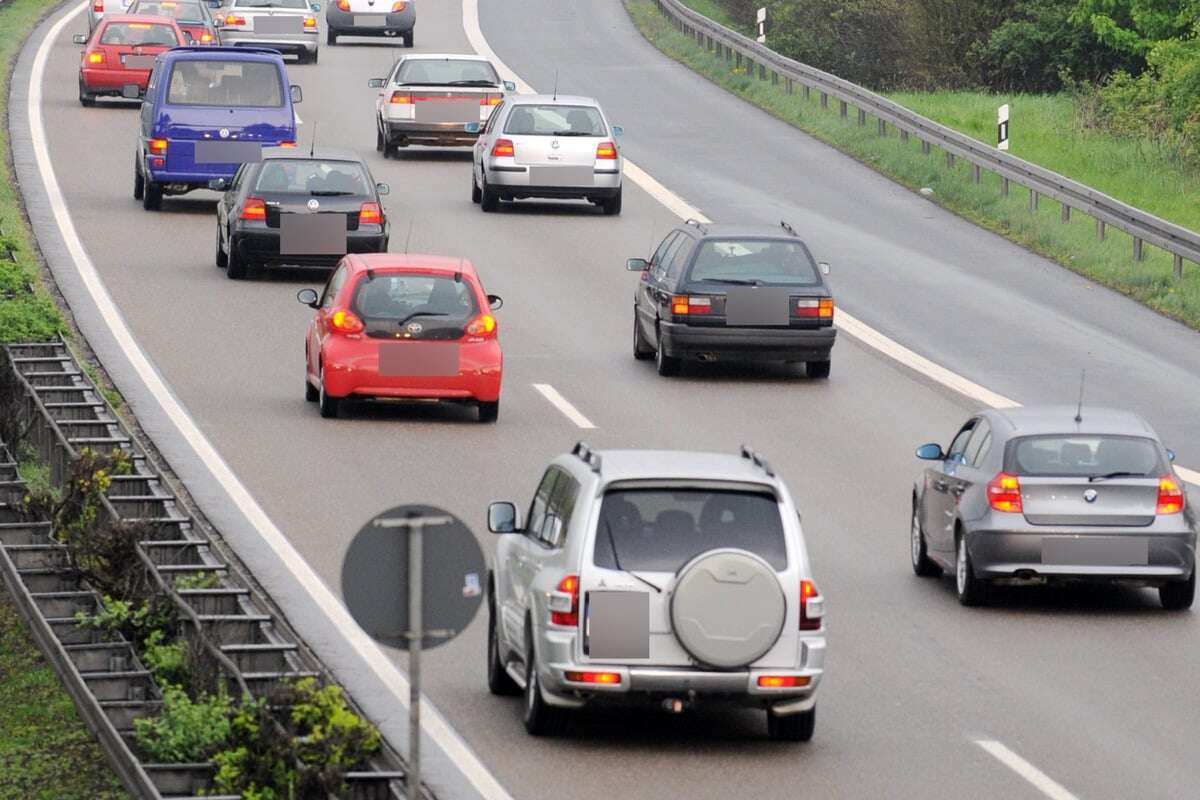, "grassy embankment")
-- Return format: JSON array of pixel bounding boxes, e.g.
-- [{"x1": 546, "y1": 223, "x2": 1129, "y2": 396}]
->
[{"x1": 626, "y1": 0, "x2": 1200, "y2": 329}]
